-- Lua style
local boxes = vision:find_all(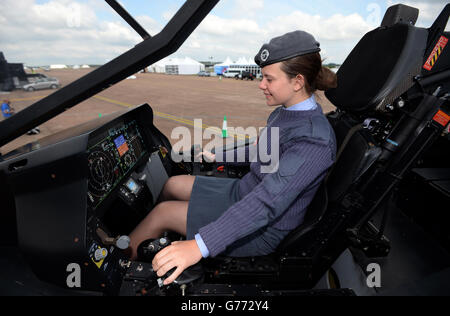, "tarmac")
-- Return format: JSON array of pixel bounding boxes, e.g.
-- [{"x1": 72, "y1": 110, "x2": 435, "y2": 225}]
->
[{"x1": 0, "y1": 69, "x2": 336, "y2": 155}]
